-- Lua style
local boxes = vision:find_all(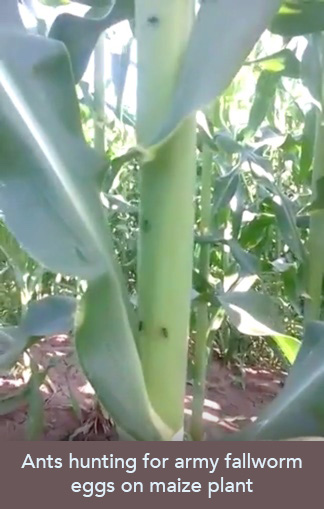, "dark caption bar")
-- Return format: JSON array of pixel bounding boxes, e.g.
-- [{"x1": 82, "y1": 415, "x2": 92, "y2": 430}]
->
[{"x1": 1, "y1": 442, "x2": 320, "y2": 507}]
